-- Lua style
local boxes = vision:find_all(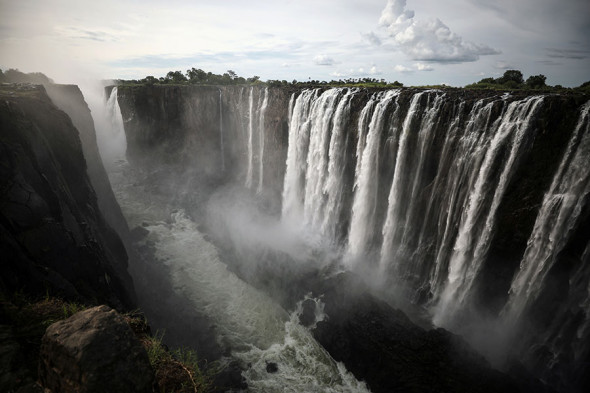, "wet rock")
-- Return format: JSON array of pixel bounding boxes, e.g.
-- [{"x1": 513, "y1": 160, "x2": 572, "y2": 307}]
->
[
  {"x1": 265, "y1": 361, "x2": 278, "y2": 373},
  {"x1": 39, "y1": 305, "x2": 154, "y2": 393},
  {"x1": 298, "y1": 298, "x2": 316, "y2": 327},
  {"x1": 130, "y1": 225, "x2": 150, "y2": 242}
]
